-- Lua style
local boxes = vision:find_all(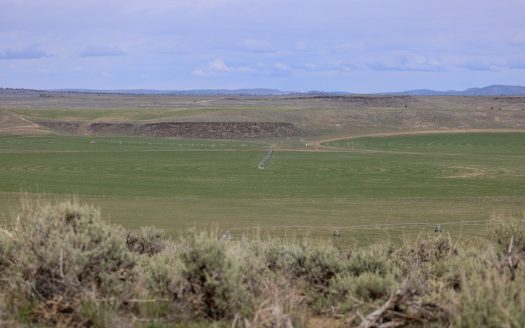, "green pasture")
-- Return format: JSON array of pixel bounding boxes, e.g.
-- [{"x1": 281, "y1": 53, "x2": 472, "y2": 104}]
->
[
  {"x1": 324, "y1": 132, "x2": 525, "y2": 156},
  {"x1": 0, "y1": 133, "x2": 524, "y2": 243}
]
